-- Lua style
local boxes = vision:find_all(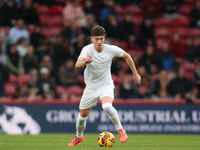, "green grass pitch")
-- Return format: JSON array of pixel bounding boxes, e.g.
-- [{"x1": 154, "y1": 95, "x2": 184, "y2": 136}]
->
[{"x1": 0, "y1": 134, "x2": 200, "y2": 150}]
